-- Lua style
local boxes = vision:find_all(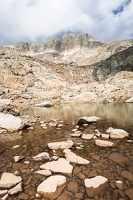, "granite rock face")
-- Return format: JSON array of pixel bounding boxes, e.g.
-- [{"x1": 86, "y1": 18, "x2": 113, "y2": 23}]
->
[{"x1": 0, "y1": 33, "x2": 133, "y2": 105}]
